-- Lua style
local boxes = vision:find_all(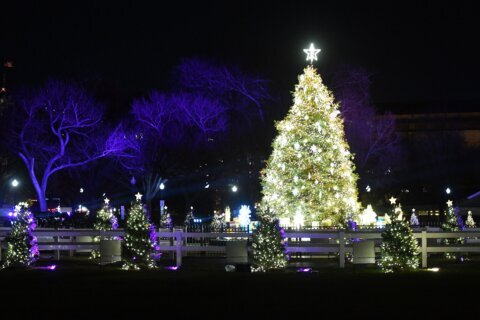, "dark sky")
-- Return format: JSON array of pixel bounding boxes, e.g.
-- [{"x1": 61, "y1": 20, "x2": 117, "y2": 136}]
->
[{"x1": 2, "y1": 1, "x2": 479, "y2": 108}]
